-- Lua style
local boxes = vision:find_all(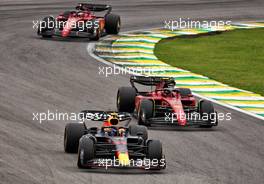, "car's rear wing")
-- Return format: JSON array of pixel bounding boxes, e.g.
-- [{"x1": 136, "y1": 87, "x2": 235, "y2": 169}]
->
[
  {"x1": 76, "y1": 3, "x2": 112, "y2": 13},
  {"x1": 130, "y1": 75, "x2": 175, "y2": 87}
]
